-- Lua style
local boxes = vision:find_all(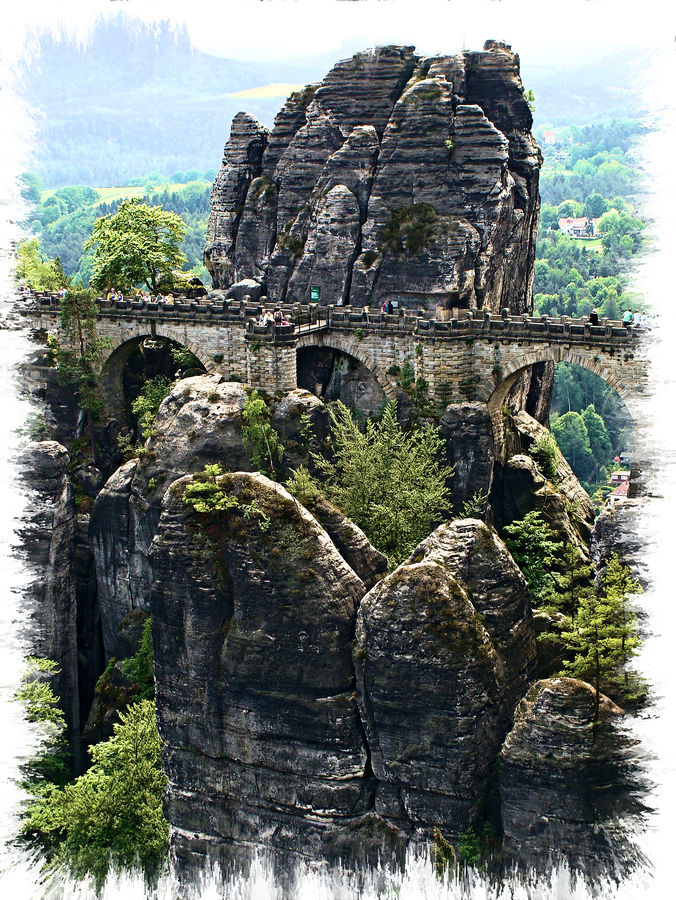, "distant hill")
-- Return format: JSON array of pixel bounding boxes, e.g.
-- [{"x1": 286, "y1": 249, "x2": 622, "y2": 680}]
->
[
  {"x1": 15, "y1": 15, "x2": 329, "y2": 187},
  {"x1": 14, "y1": 14, "x2": 647, "y2": 188}
]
